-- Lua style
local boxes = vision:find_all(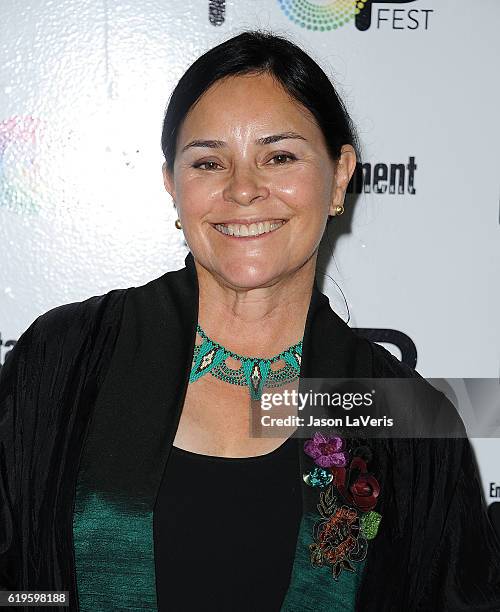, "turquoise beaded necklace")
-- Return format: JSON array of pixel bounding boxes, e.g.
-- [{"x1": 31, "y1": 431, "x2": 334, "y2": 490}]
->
[{"x1": 189, "y1": 323, "x2": 303, "y2": 401}]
